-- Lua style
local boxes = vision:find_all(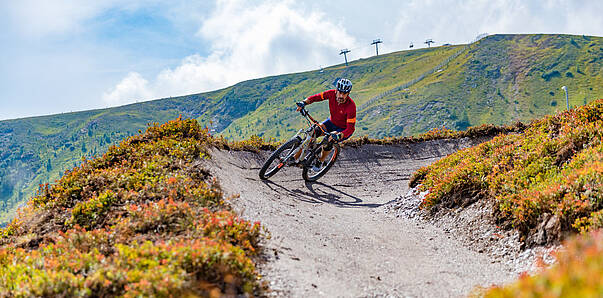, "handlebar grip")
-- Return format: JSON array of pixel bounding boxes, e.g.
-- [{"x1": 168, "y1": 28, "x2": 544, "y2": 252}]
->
[{"x1": 329, "y1": 133, "x2": 341, "y2": 142}]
